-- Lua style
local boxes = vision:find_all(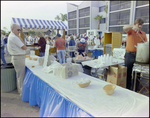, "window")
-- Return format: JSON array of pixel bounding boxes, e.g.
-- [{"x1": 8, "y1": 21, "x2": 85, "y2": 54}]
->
[
  {"x1": 109, "y1": 26, "x2": 126, "y2": 34},
  {"x1": 79, "y1": 17, "x2": 90, "y2": 28},
  {"x1": 68, "y1": 30, "x2": 77, "y2": 35},
  {"x1": 109, "y1": 10, "x2": 130, "y2": 25},
  {"x1": 136, "y1": 1, "x2": 149, "y2": 6},
  {"x1": 142, "y1": 25, "x2": 149, "y2": 34},
  {"x1": 100, "y1": 18, "x2": 106, "y2": 24},
  {"x1": 109, "y1": 25, "x2": 149, "y2": 35},
  {"x1": 135, "y1": 6, "x2": 149, "y2": 23},
  {"x1": 79, "y1": 7, "x2": 90, "y2": 17},
  {"x1": 99, "y1": 6, "x2": 105, "y2": 12},
  {"x1": 79, "y1": 28, "x2": 90, "y2": 34},
  {"x1": 68, "y1": 11, "x2": 77, "y2": 20},
  {"x1": 110, "y1": 1, "x2": 131, "y2": 11},
  {"x1": 68, "y1": 20, "x2": 77, "y2": 29},
  {"x1": 110, "y1": 1, "x2": 119, "y2": 6}
]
